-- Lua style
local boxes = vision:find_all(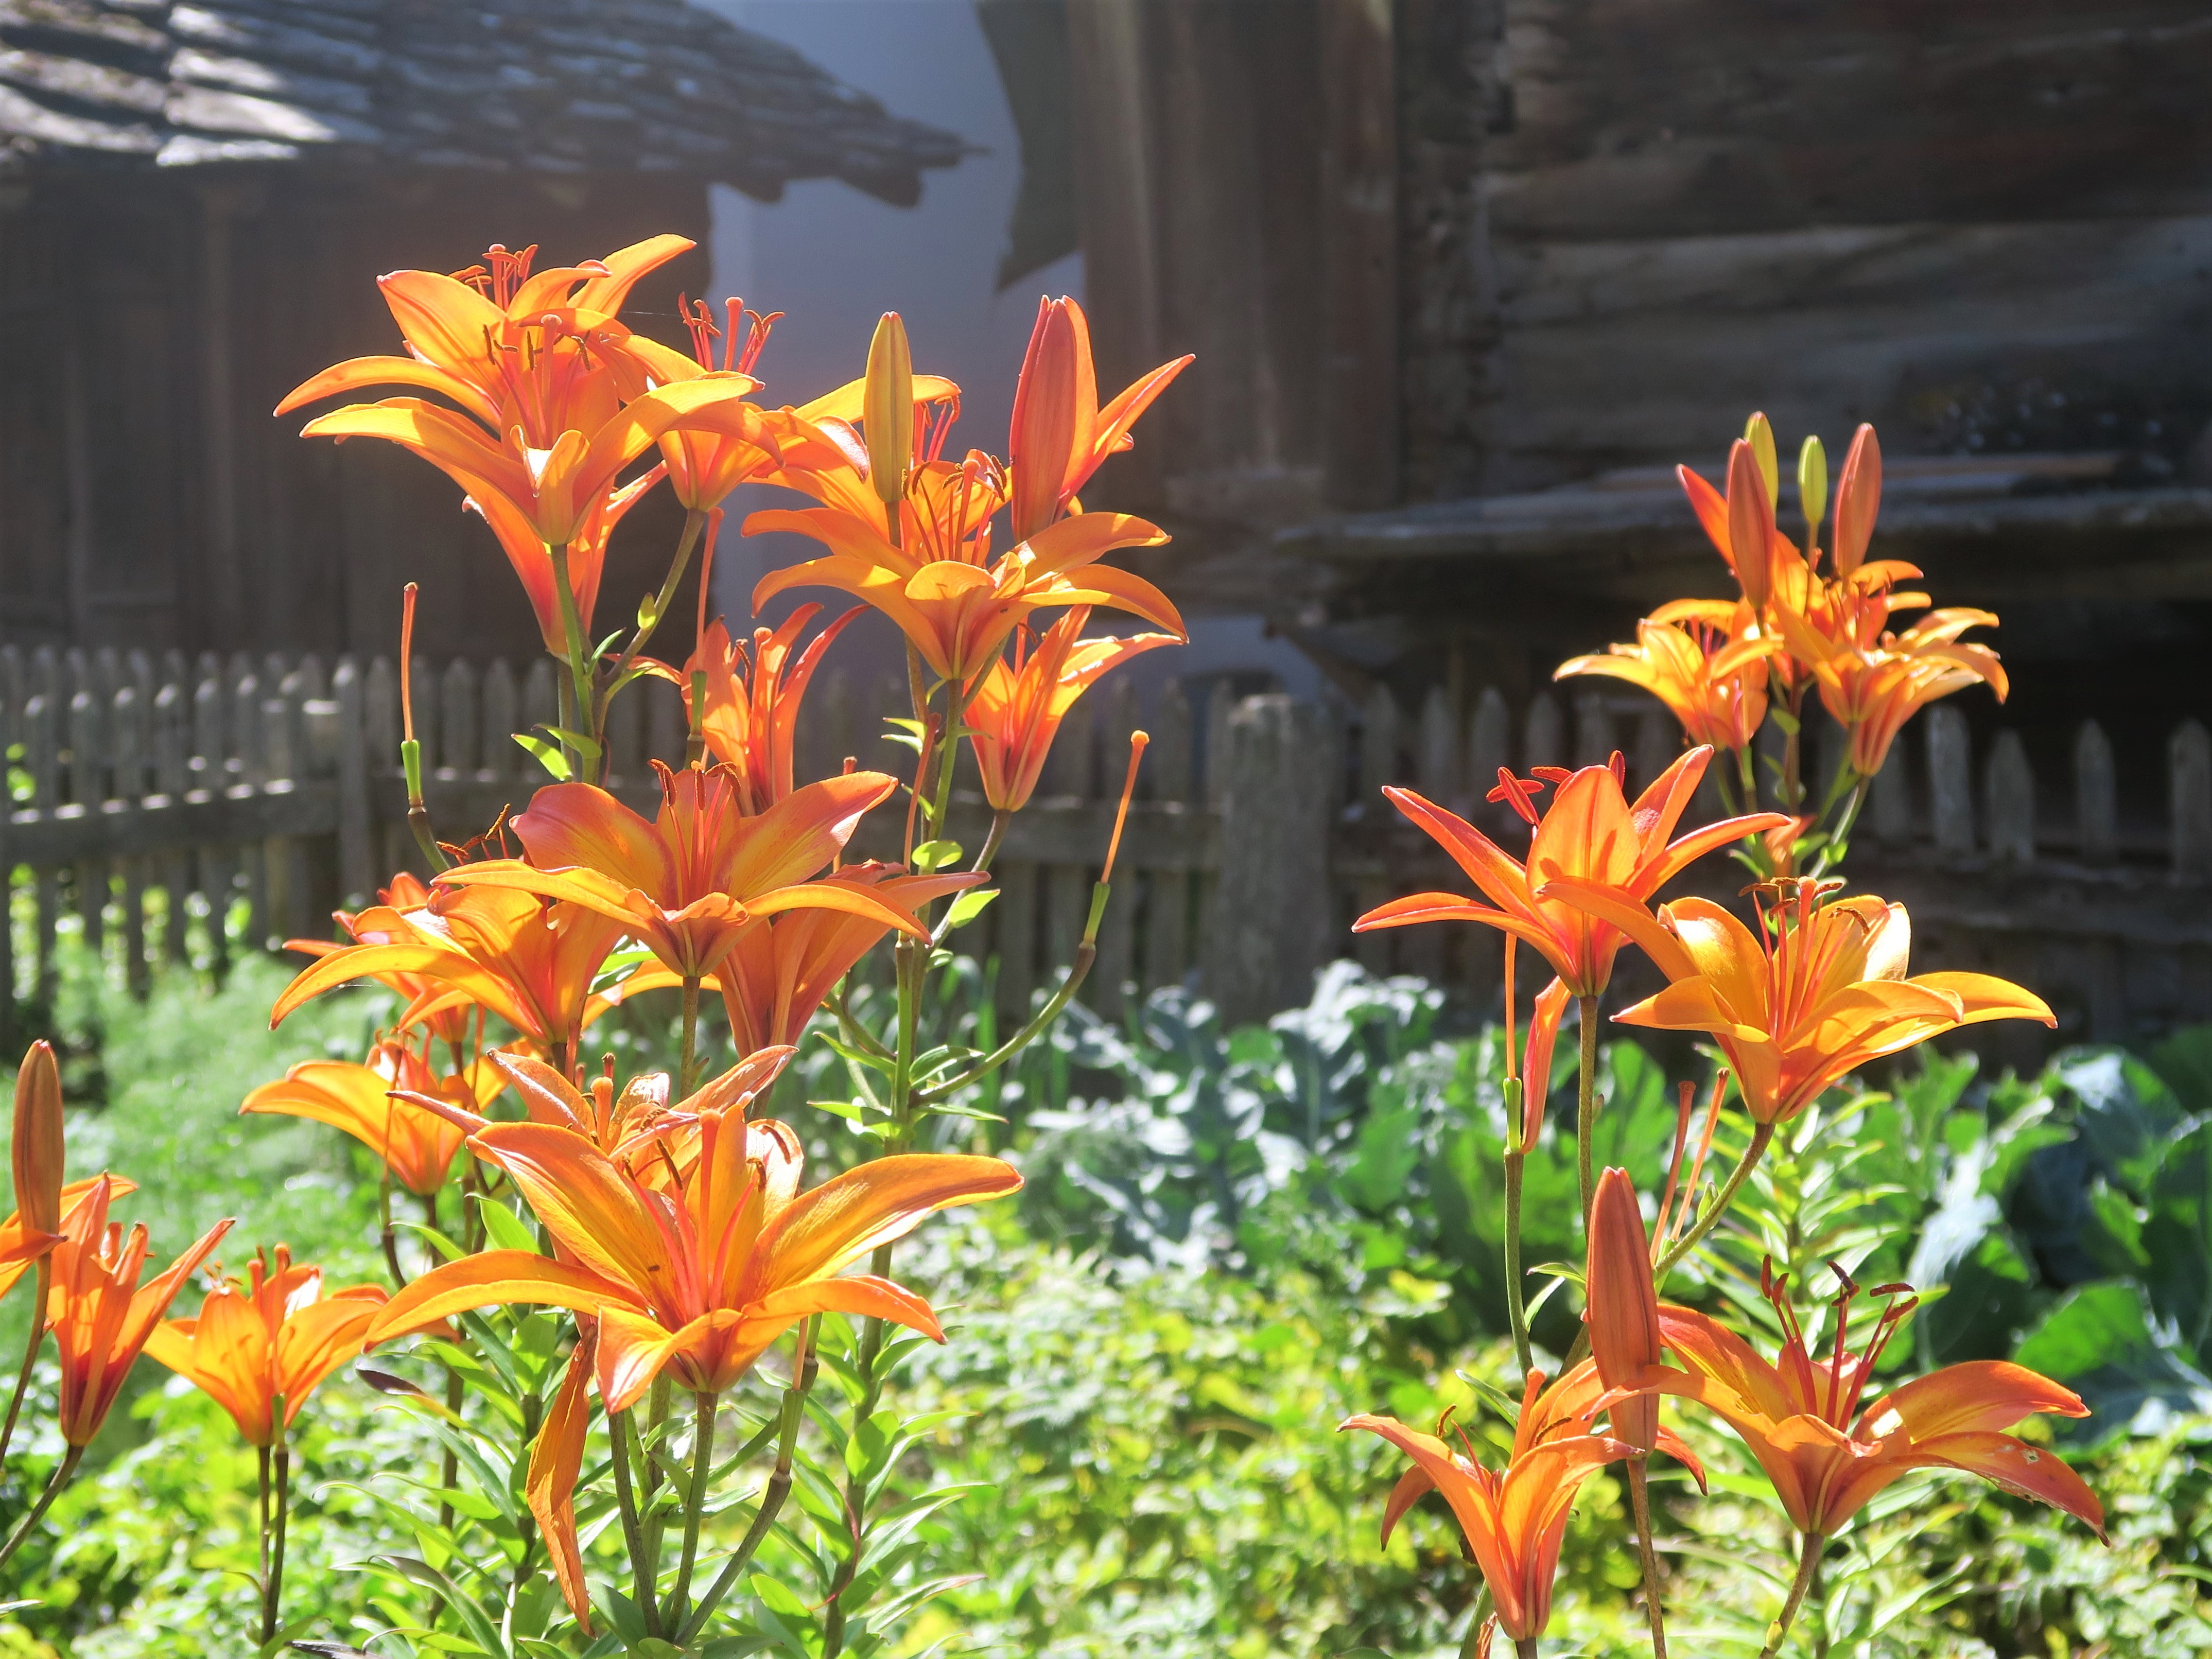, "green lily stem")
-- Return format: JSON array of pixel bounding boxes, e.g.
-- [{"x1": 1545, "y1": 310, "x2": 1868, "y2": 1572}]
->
[
  {"x1": 259, "y1": 1435, "x2": 292, "y2": 1644},
  {"x1": 678, "y1": 974, "x2": 702, "y2": 1098},
  {"x1": 1502, "y1": 1078, "x2": 1534, "y2": 1379},
  {"x1": 0, "y1": 1444, "x2": 81, "y2": 1573},
  {"x1": 1653, "y1": 1121, "x2": 1775, "y2": 1285},
  {"x1": 0, "y1": 1261, "x2": 49, "y2": 1464},
  {"x1": 1626, "y1": 1459, "x2": 1669, "y2": 1659},
  {"x1": 919, "y1": 933, "x2": 1097, "y2": 1106},
  {"x1": 1516, "y1": 1639, "x2": 1539, "y2": 1659},
  {"x1": 822, "y1": 1248, "x2": 896, "y2": 1659},
  {"x1": 925, "y1": 672, "x2": 968, "y2": 841},
  {"x1": 547, "y1": 542, "x2": 599, "y2": 783},
  {"x1": 609, "y1": 1406, "x2": 662, "y2": 1637},
  {"x1": 668, "y1": 1391, "x2": 717, "y2": 1630},
  {"x1": 642, "y1": 1374, "x2": 674, "y2": 1583},
  {"x1": 970, "y1": 809, "x2": 1010, "y2": 876},
  {"x1": 377, "y1": 1175, "x2": 407, "y2": 1291},
  {"x1": 680, "y1": 1319, "x2": 815, "y2": 1644},
  {"x1": 1761, "y1": 1531, "x2": 1825, "y2": 1659},
  {"x1": 604, "y1": 509, "x2": 709, "y2": 732},
  {"x1": 1576, "y1": 996, "x2": 1601, "y2": 1233}
]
